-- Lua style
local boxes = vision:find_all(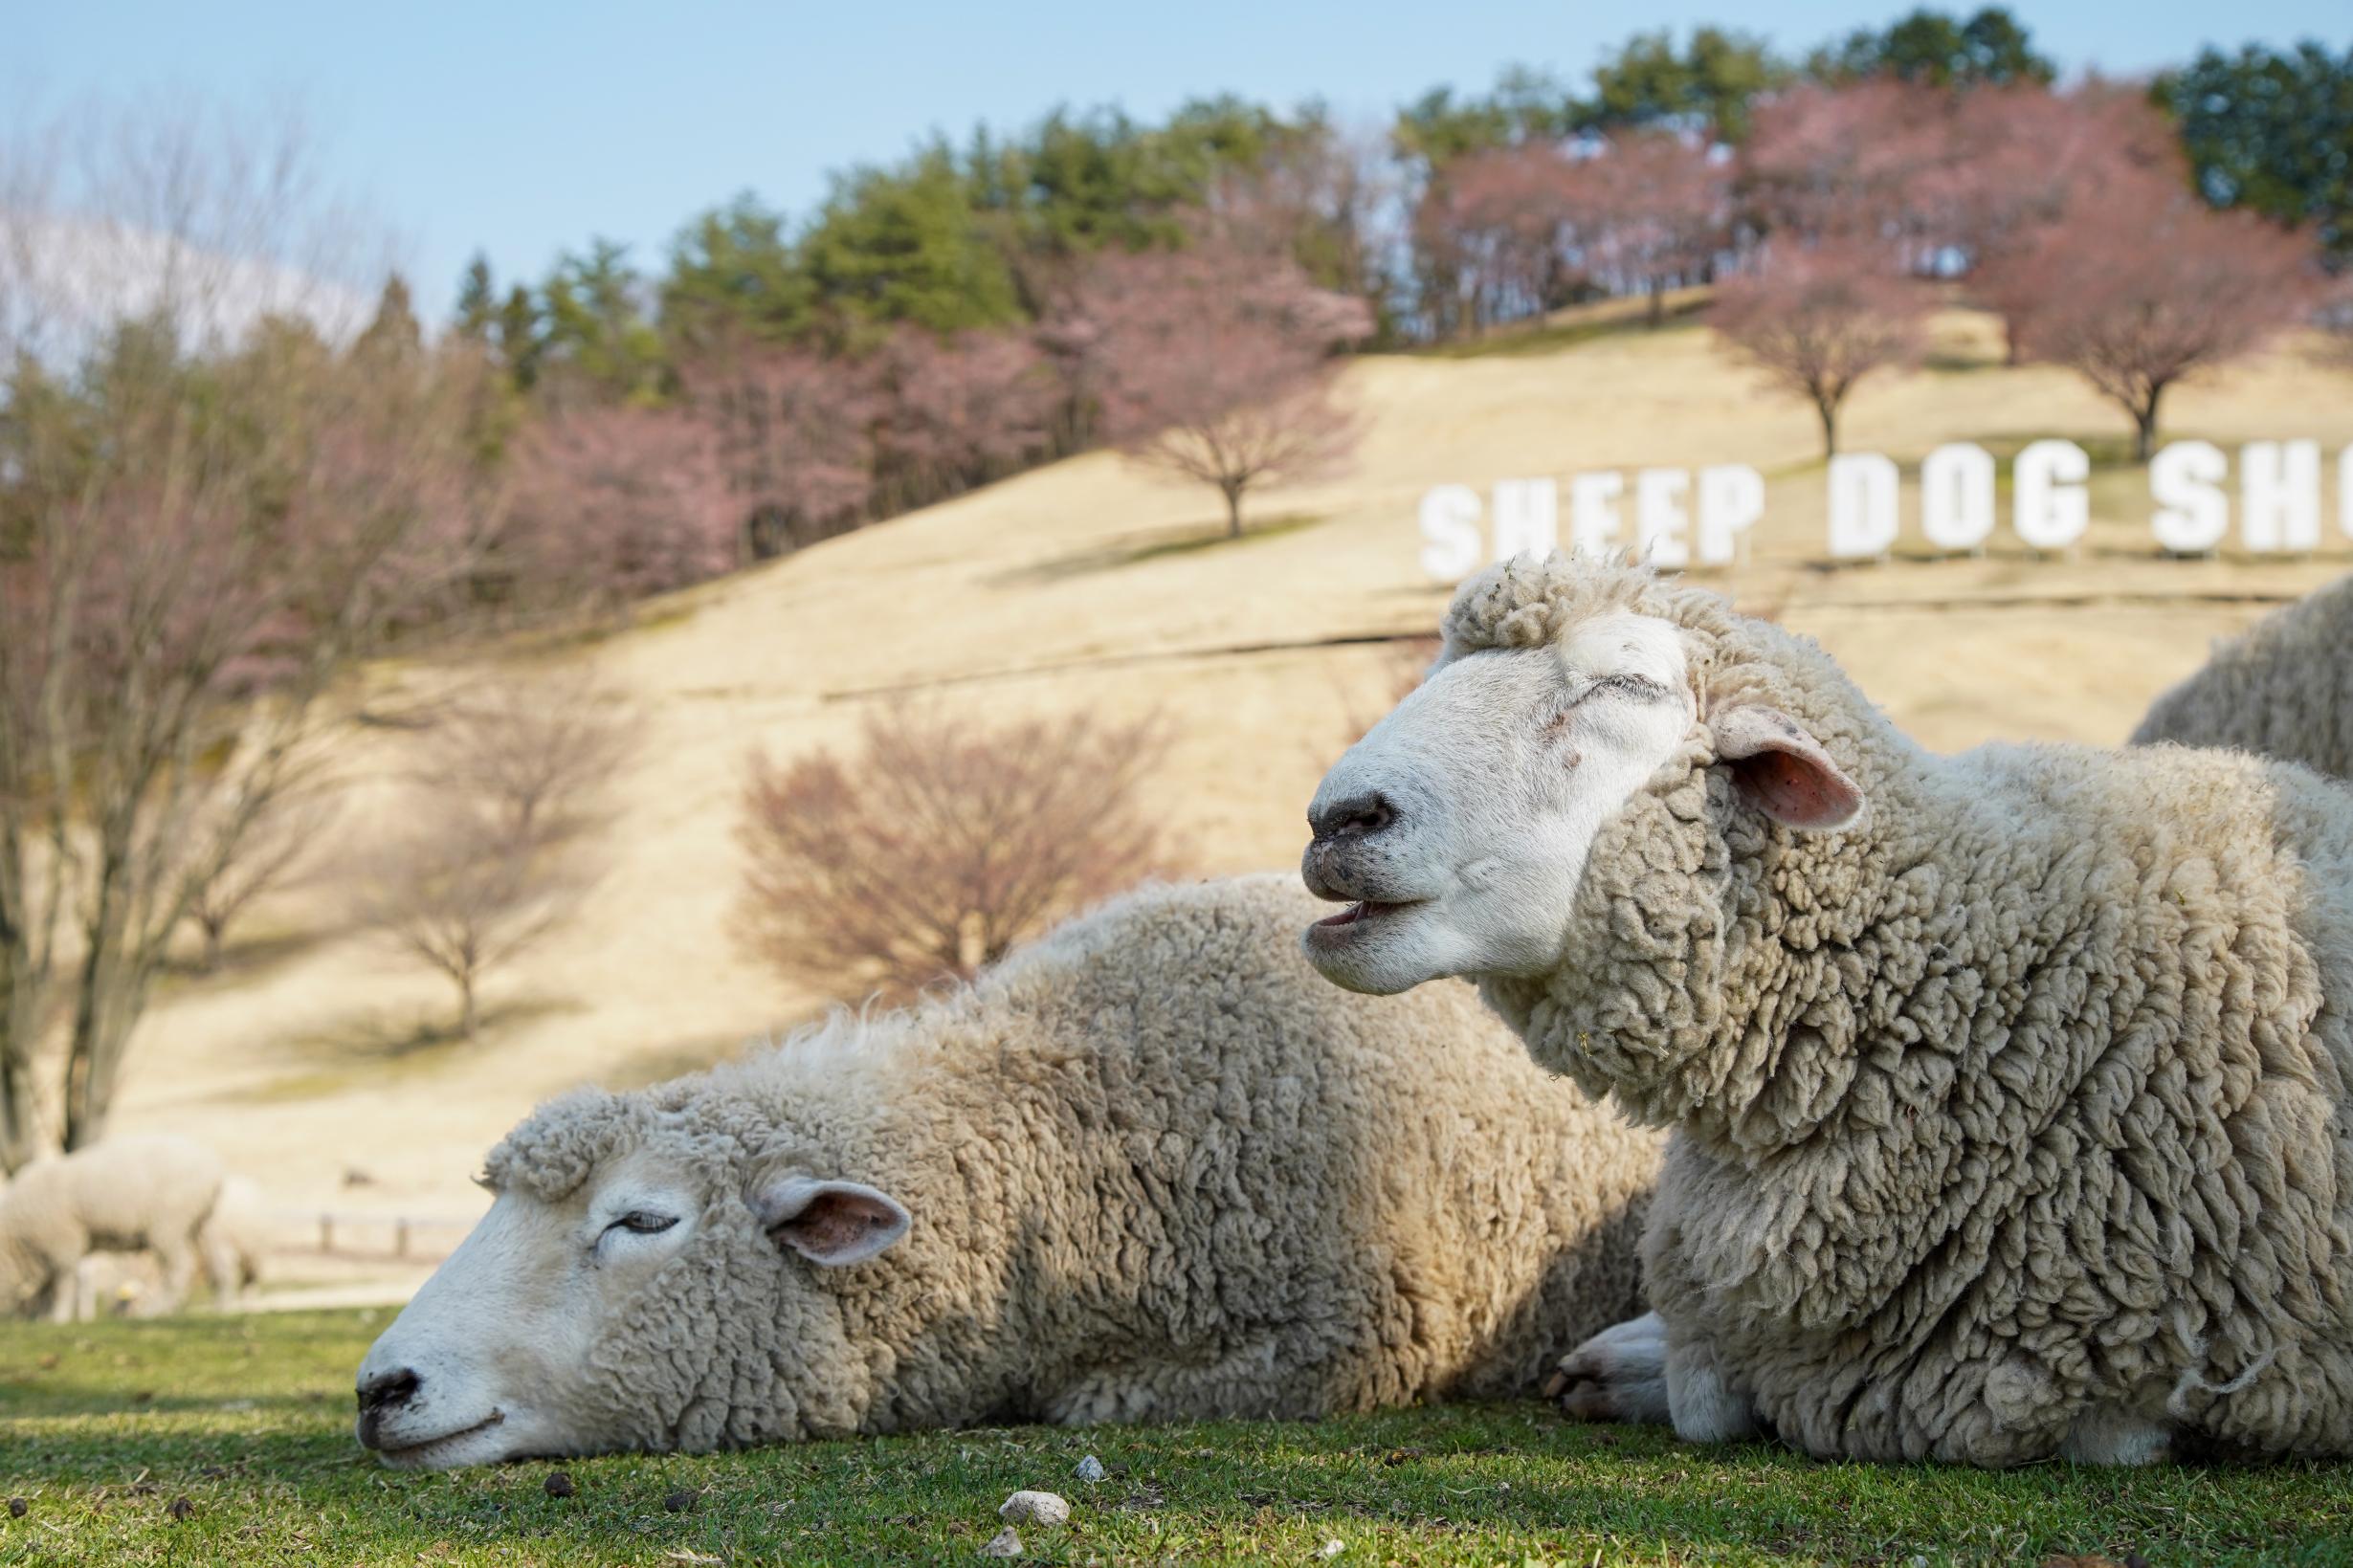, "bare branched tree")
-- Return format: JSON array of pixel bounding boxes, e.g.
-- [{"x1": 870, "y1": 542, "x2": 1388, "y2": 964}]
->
[
  {"x1": 350, "y1": 676, "x2": 634, "y2": 1040},
  {"x1": 736, "y1": 707, "x2": 1169, "y2": 1004},
  {"x1": 413, "y1": 674, "x2": 642, "y2": 843},
  {"x1": 181, "y1": 778, "x2": 339, "y2": 973},
  {"x1": 0, "y1": 99, "x2": 488, "y2": 1165},
  {"x1": 350, "y1": 798, "x2": 574, "y2": 1043}
]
